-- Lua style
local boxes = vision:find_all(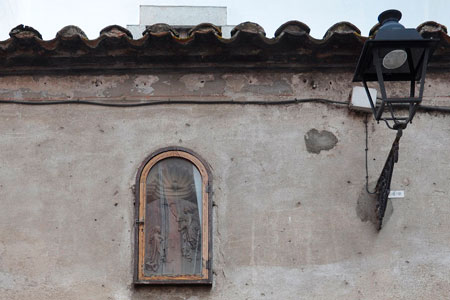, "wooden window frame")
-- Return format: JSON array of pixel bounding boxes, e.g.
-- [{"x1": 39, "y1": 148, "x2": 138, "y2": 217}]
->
[{"x1": 134, "y1": 147, "x2": 212, "y2": 285}]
